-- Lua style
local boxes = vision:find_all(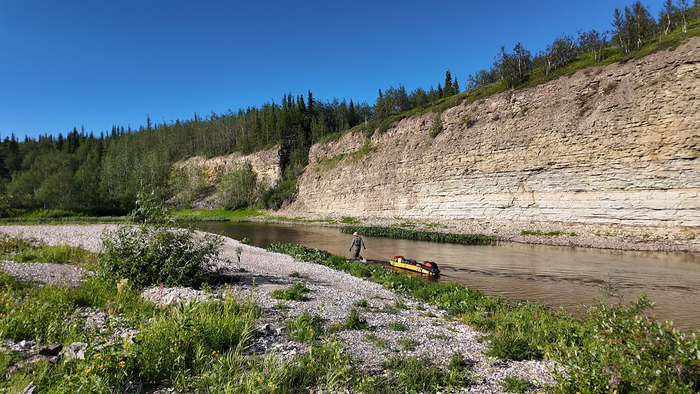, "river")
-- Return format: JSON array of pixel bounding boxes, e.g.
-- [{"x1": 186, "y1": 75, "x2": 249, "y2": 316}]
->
[{"x1": 193, "y1": 221, "x2": 700, "y2": 331}]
